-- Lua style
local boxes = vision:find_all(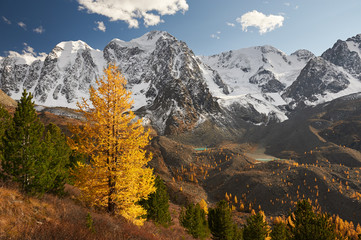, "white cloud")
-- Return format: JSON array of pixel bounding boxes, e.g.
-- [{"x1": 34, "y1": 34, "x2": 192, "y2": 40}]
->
[
  {"x1": 2, "y1": 16, "x2": 11, "y2": 24},
  {"x1": 284, "y1": 2, "x2": 290, "y2": 7},
  {"x1": 226, "y1": 22, "x2": 235, "y2": 27},
  {"x1": 211, "y1": 31, "x2": 221, "y2": 40},
  {"x1": 18, "y1": 21, "x2": 27, "y2": 30},
  {"x1": 22, "y1": 43, "x2": 47, "y2": 58},
  {"x1": 295, "y1": 5, "x2": 299, "y2": 10},
  {"x1": 210, "y1": 34, "x2": 219, "y2": 40},
  {"x1": 5, "y1": 43, "x2": 47, "y2": 64},
  {"x1": 94, "y1": 21, "x2": 106, "y2": 32},
  {"x1": 237, "y1": 10, "x2": 284, "y2": 35},
  {"x1": 33, "y1": 26, "x2": 45, "y2": 34},
  {"x1": 22, "y1": 43, "x2": 36, "y2": 55},
  {"x1": 76, "y1": 0, "x2": 189, "y2": 28}
]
